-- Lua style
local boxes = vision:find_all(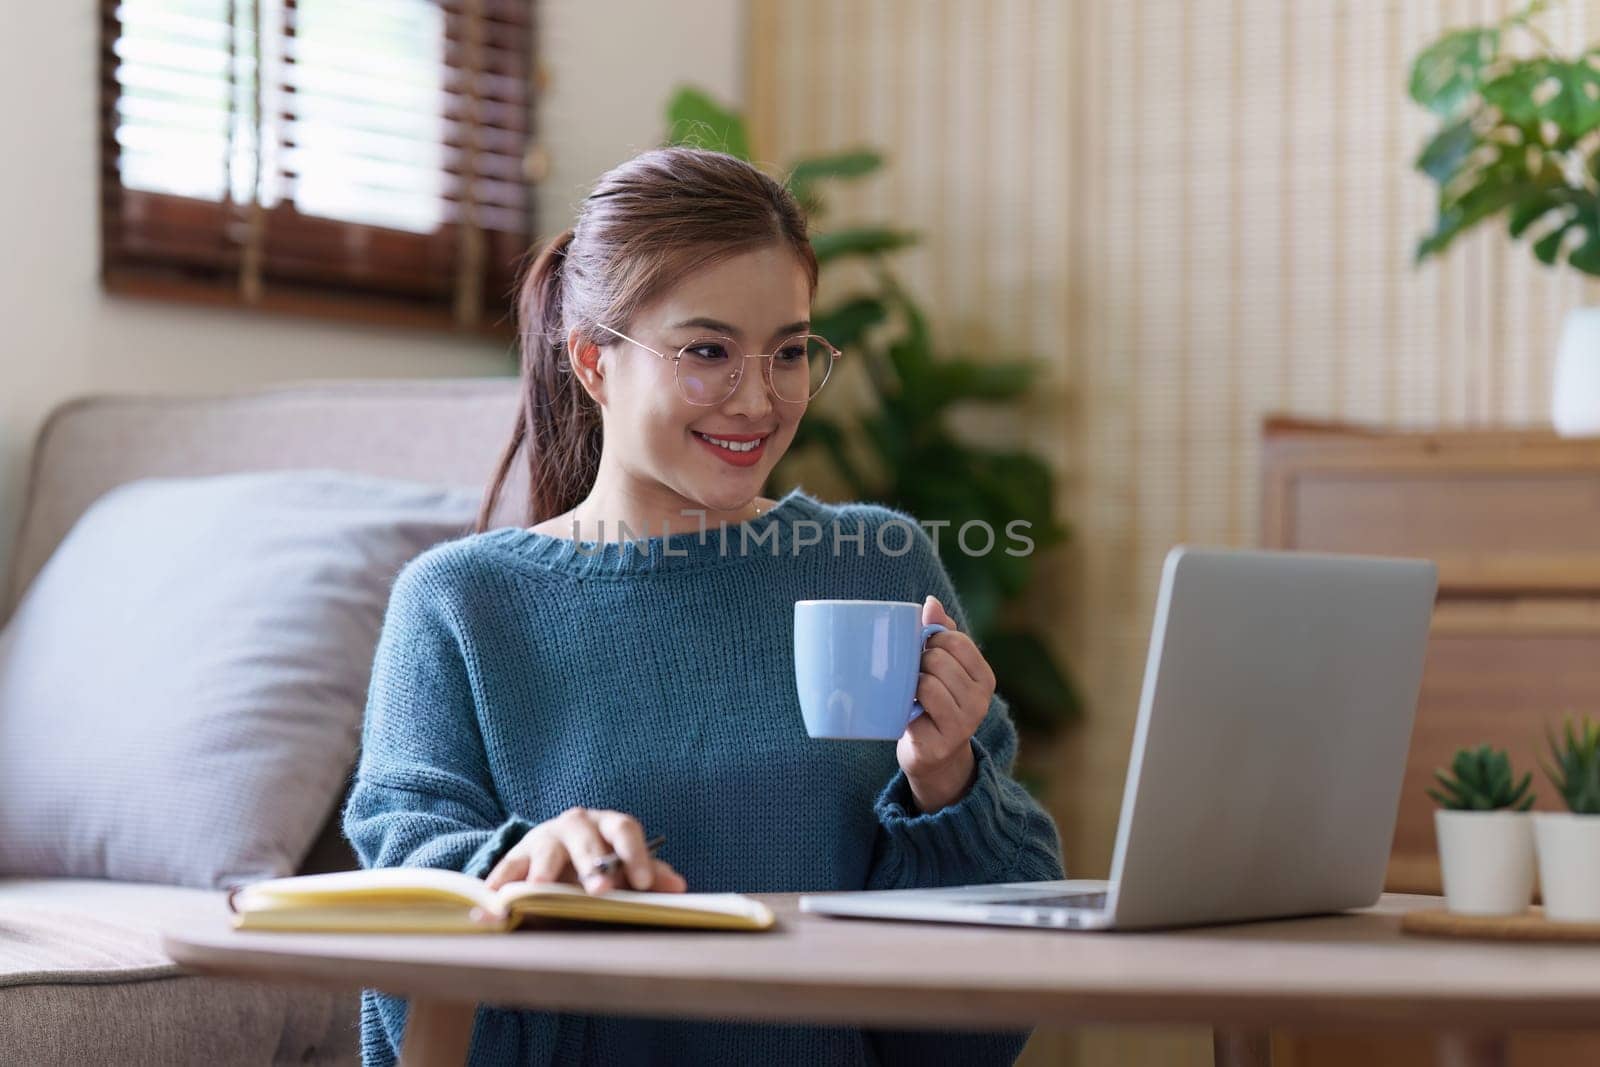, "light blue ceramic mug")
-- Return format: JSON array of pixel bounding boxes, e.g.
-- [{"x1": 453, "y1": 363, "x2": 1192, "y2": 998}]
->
[{"x1": 793, "y1": 599, "x2": 947, "y2": 740}]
